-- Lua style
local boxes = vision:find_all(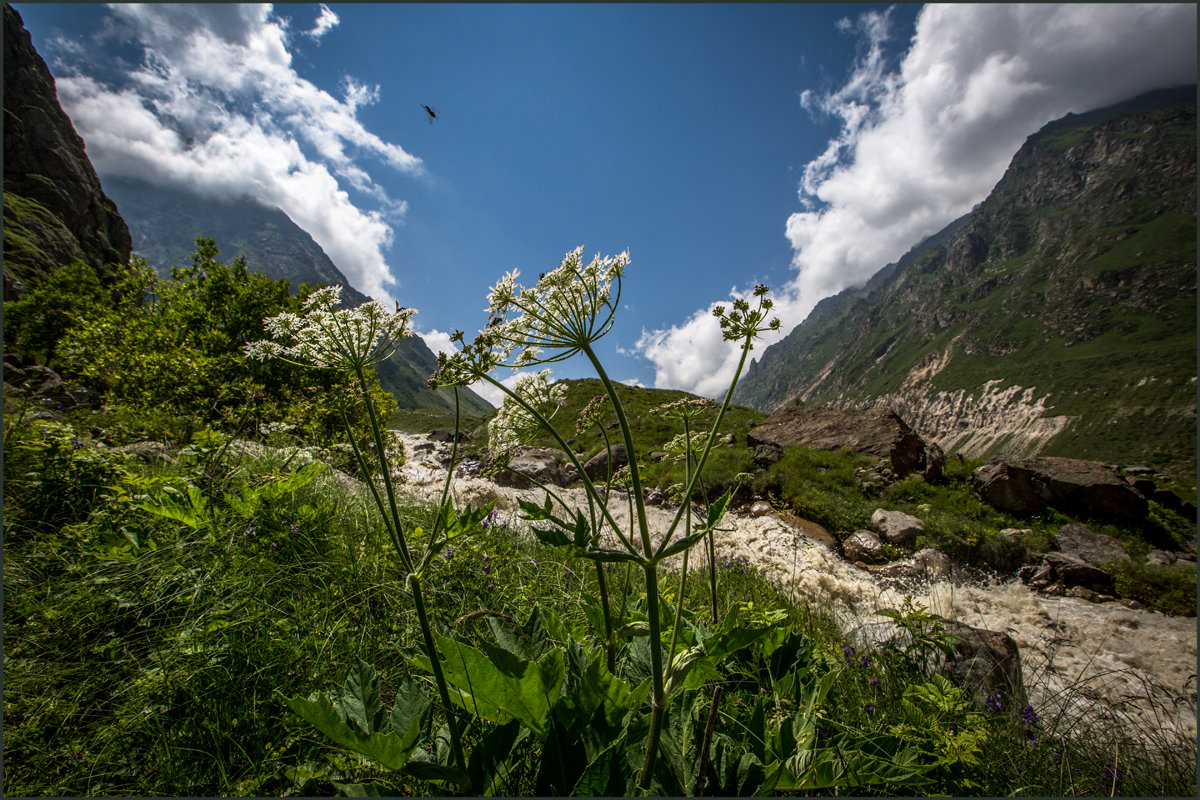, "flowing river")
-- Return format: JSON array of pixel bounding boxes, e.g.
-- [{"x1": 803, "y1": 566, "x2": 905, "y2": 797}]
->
[{"x1": 390, "y1": 433, "x2": 1197, "y2": 746}]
